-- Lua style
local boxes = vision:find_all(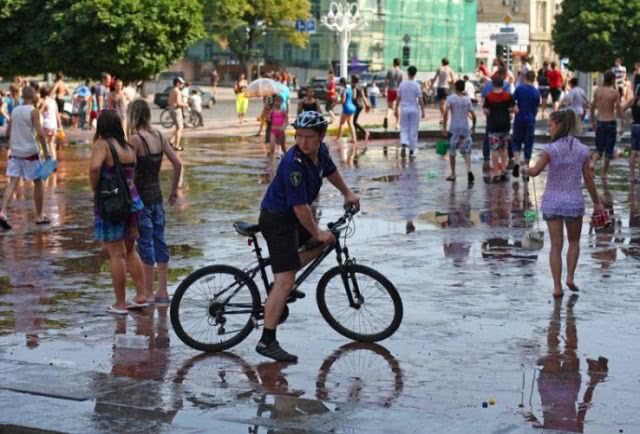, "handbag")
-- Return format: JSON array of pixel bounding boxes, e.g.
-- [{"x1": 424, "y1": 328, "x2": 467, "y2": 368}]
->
[
  {"x1": 96, "y1": 140, "x2": 132, "y2": 222},
  {"x1": 35, "y1": 158, "x2": 58, "y2": 180},
  {"x1": 590, "y1": 209, "x2": 610, "y2": 230},
  {"x1": 522, "y1": 179, "x2": 544, "y2": 251}
]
